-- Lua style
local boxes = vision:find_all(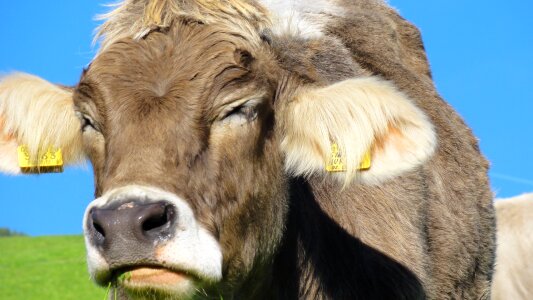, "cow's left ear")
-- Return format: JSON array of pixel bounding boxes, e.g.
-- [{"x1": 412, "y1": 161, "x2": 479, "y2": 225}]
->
[
  {"x1": 0, "y1": 73, "x2": 84, "y2": 174},
  {"x1": 280, "y1": 76, "x2": 437, "y2": 185}
]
